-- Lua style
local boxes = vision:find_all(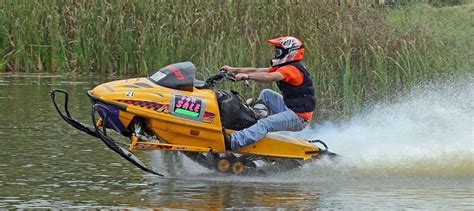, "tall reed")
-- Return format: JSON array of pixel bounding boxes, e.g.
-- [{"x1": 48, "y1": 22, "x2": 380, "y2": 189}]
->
[{"x1": 1, "y1": 0, "x2": 471, "y2": 120}]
